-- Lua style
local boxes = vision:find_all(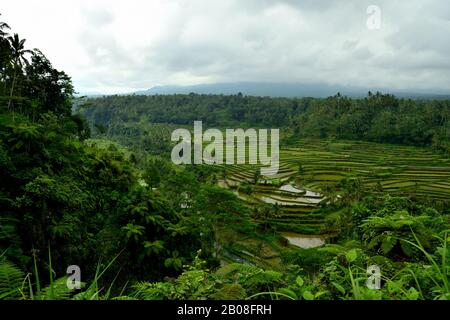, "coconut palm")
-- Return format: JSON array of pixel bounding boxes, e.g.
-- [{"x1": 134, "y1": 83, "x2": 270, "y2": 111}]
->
[
  {"x1": 7, "y1": 33, "x2": 32, "y2": 111},
  {"x1": 0, "y1": 19, "x2": 10, "y2": 37},
  {"x1": 0, "y1": 14, "x2": 11, "y2": 86},
  {"x1": 0, "y1": 13, "x2": 10, "y2": 34}
]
